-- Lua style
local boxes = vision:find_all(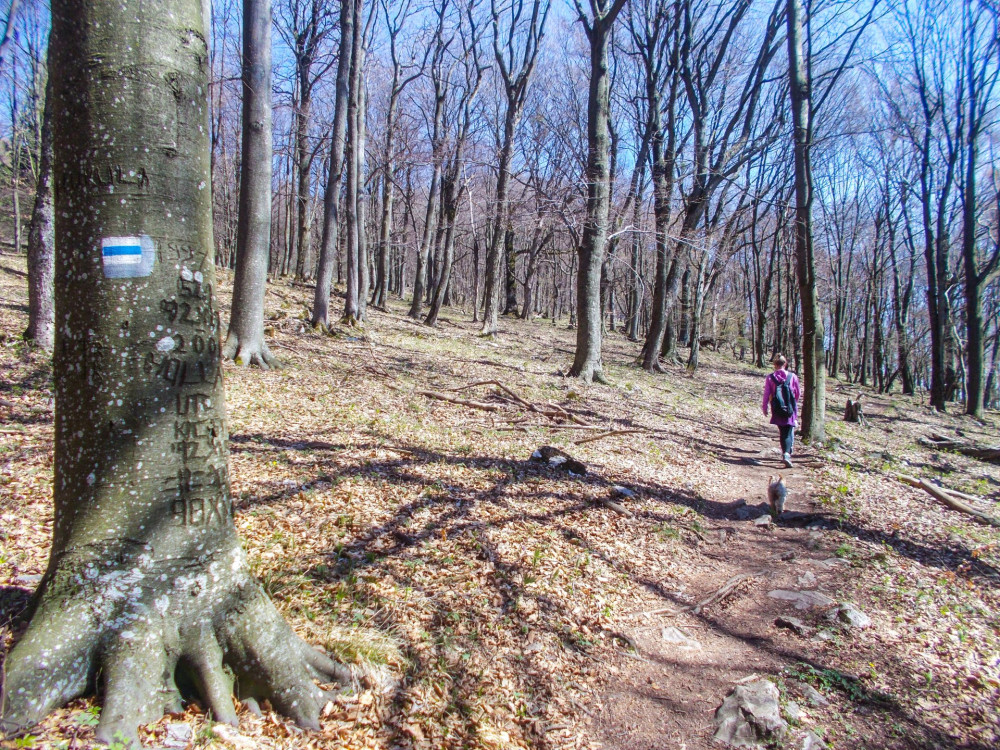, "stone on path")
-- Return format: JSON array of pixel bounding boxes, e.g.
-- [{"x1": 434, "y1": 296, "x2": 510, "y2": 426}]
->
[
  {"x1": 612, "y1": 485, "x2": 636, "y2": 499},
  {"x1": 828, "y1": 602, "x2": 872, "y2": 630},
  {"x1": 799, "y1": 730, "x2": 829, "y2": 749},
  {"x1": 787, "y1": 680, "x2": 830, "y2": 708},
  {"x1": 713, "y1": 679, "x2": 787, "y2": 747},
  {"x1": 796, "y1": 571, "x2": 817, "y2": 588},
  {"x1": 660, "y1": 626, "x2": 702, "y2": 650},
  {"x1": 767, "y1": 589, "x2": 835, "y2": 610},
  {"x1": 753, "y1": 514, "x2": 772, "y2": 527}
]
